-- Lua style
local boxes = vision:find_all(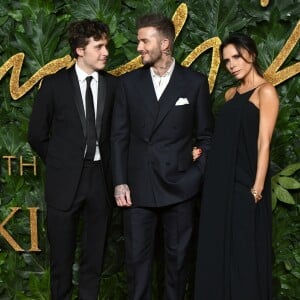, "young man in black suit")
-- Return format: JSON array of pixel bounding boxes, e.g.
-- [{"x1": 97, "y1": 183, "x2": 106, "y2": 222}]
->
[
  {"x1": 111, "y1": 14, "x2": 213, "y2": 300},
  {"x1": 28, "y1": 19, "x2": 116, "y2": 300}
]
